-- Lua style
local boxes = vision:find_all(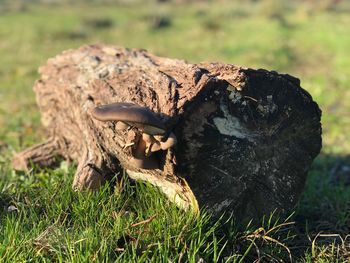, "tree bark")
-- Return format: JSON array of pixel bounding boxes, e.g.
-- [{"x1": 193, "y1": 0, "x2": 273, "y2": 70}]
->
[{"x1": 12, "y1": 44, "x2": 322, "y2": 221}]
